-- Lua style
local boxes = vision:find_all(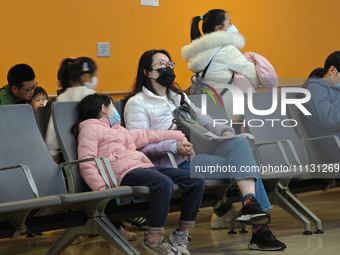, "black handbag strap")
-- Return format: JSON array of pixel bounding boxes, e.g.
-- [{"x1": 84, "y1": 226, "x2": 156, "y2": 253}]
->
[
  {"x1": 197, "y1": 47, "x2": 223, "y2": 79},
  {"x1": 195, "y1": 47, "x2": 233, "y2": 96},
  {"x1": 220, "y1": 72, "x2": 235, "y2": 96}
]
